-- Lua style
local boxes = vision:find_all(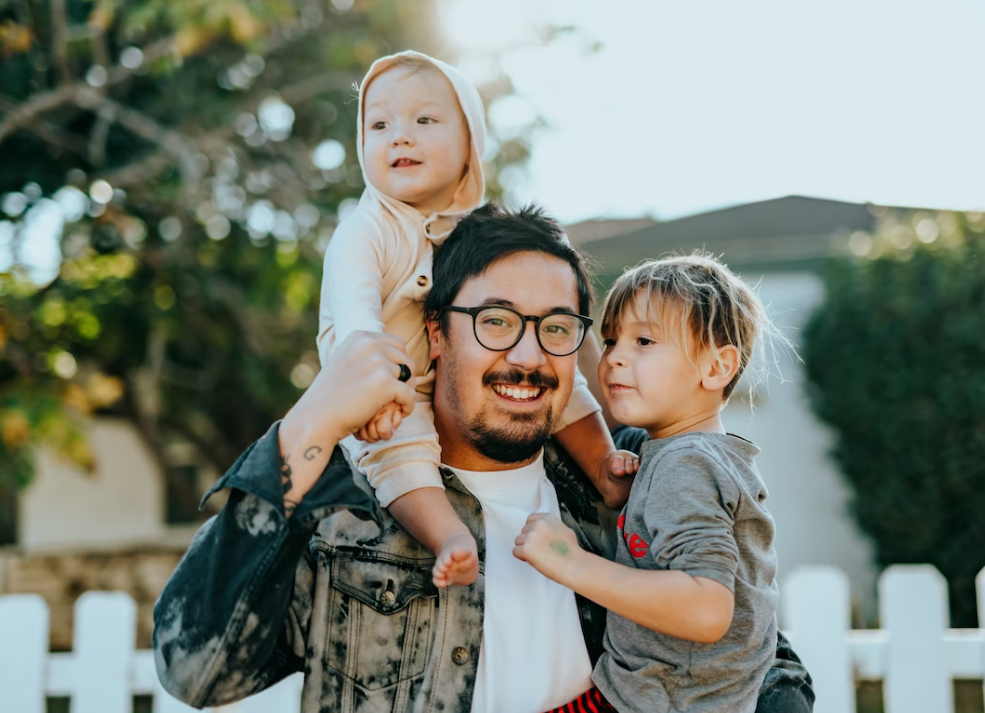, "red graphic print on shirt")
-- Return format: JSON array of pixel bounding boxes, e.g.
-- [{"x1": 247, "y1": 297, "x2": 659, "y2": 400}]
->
[{"x1": 617, "y1": 512, "x2": 650, "y2": 558}]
